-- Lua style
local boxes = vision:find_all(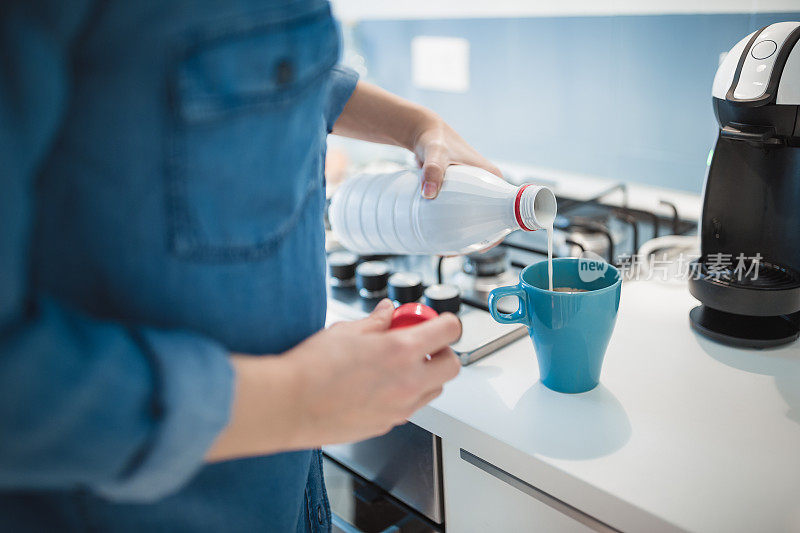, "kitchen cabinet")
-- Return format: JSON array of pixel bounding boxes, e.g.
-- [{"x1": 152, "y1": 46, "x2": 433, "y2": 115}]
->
[{"x1": 441, "y1": 440, "x2": 615, "y2": 533}]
